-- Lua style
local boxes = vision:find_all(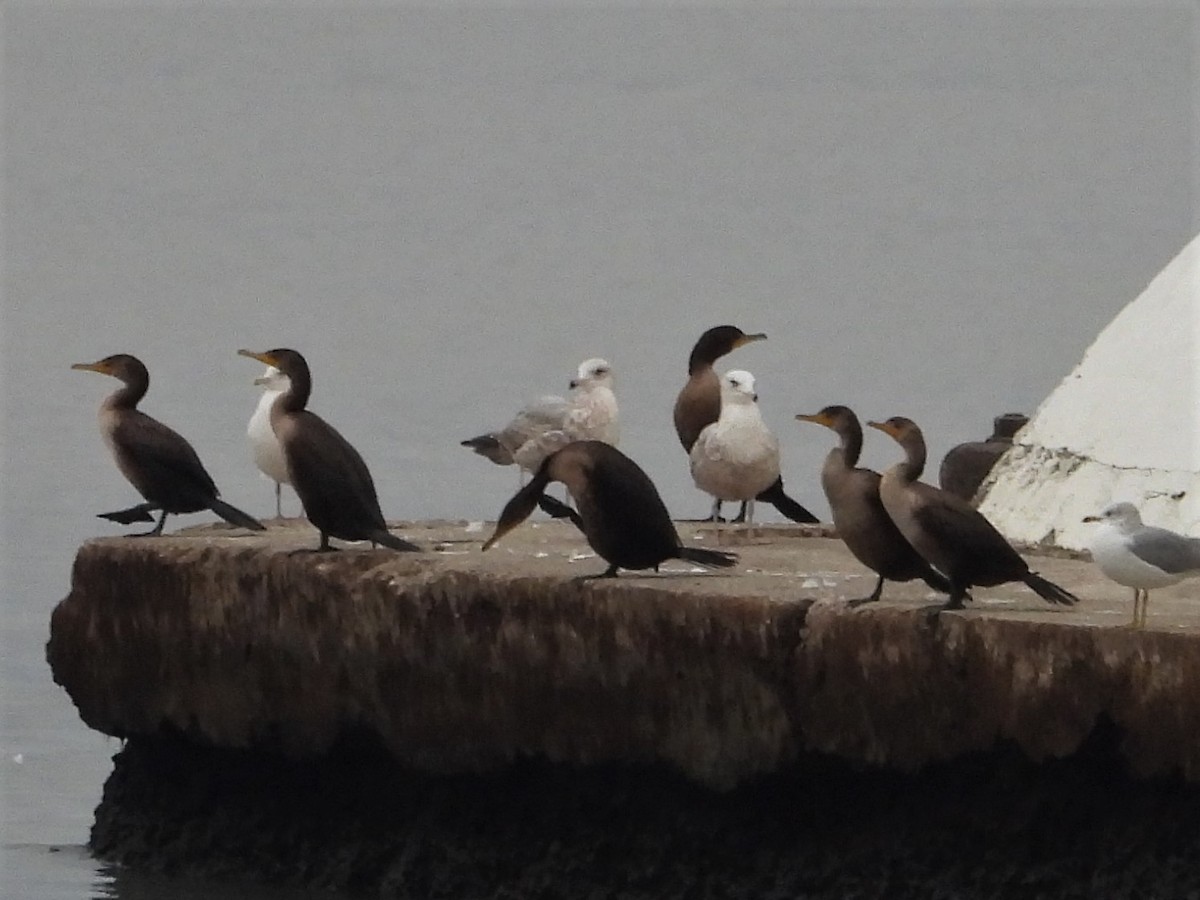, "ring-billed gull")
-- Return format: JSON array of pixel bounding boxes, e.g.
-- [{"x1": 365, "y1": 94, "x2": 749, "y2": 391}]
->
[{"x1": 1083, "y1": 502, "x2": 1200, "y2": 628}]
